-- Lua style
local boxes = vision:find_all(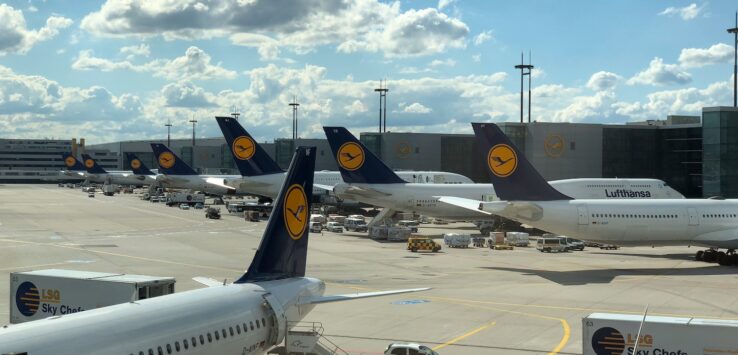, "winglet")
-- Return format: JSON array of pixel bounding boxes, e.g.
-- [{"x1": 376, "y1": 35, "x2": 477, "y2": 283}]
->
[
  {"x1": 80, "y1": 153, "x2": 107, "y2": 174},
  {"x1": 236, "y1": 146, "x2": 316, "y2": 283},
  {"x1": 150, "y1": 143, "x2": 198, "y2": 175},
  {"x1": 125, "y1": 153, "x2": 154, "y2": 176},
  {"x1": 215, "y1": 116, "x2": 284, "y2": 176},
  {"x1": 472, "y1": 123, "x2": 572, "y2": 201},
  {"x1": 322, "y1": 126, "x2": 405, "y2": 184}
]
